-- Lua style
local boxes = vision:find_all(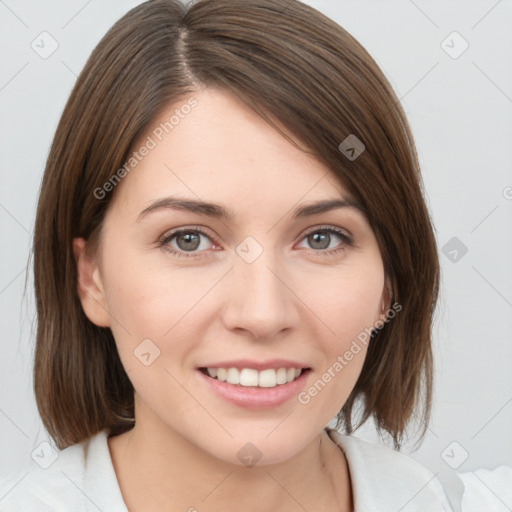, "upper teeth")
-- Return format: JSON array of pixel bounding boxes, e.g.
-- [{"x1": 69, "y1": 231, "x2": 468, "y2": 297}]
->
[{"x1": 206, "y1": 367, "x2": 302, "y2": 387}]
